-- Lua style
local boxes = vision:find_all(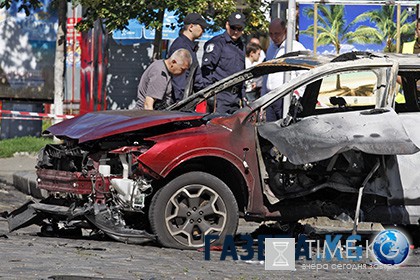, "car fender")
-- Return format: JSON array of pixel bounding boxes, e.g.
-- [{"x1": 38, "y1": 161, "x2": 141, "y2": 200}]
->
[{"x1": 141, "y1": 145, "x2": 254, "y2": 187}]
